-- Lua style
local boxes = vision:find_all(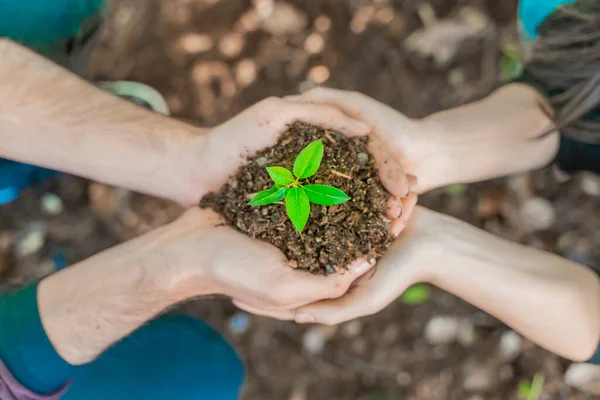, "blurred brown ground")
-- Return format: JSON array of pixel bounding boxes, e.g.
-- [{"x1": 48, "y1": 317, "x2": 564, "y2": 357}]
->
[{"x1": 2, "y1": 1, "x2": 600, "y2": 399}]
